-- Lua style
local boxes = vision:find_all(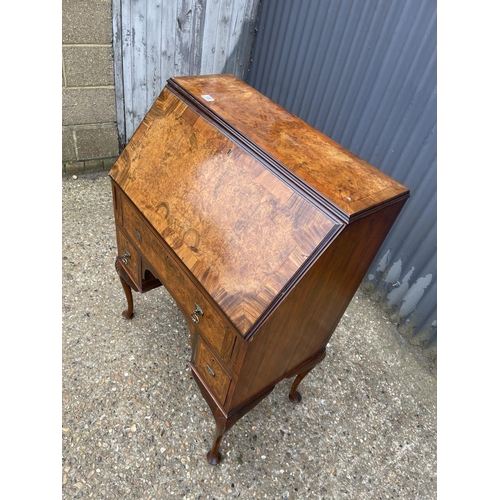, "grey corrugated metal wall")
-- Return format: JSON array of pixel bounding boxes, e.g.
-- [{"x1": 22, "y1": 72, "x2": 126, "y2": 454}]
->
[
  {"x1": 246, "y1": 0, "x2": 436, "y2": 357},
  {"x1": 112, "y1": 0, "x2": 261, "y2": 147}
]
